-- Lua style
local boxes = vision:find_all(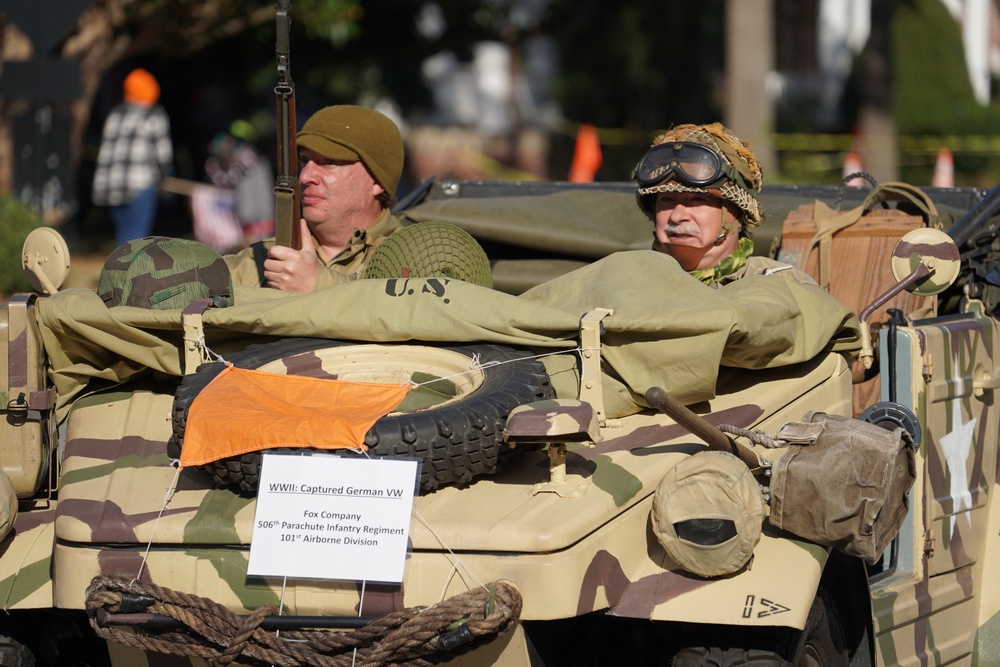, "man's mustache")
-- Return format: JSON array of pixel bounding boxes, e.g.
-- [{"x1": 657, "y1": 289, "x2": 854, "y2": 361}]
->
[{"x1": 663, "y1": 224, "x2": 701, "y2": 236}]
